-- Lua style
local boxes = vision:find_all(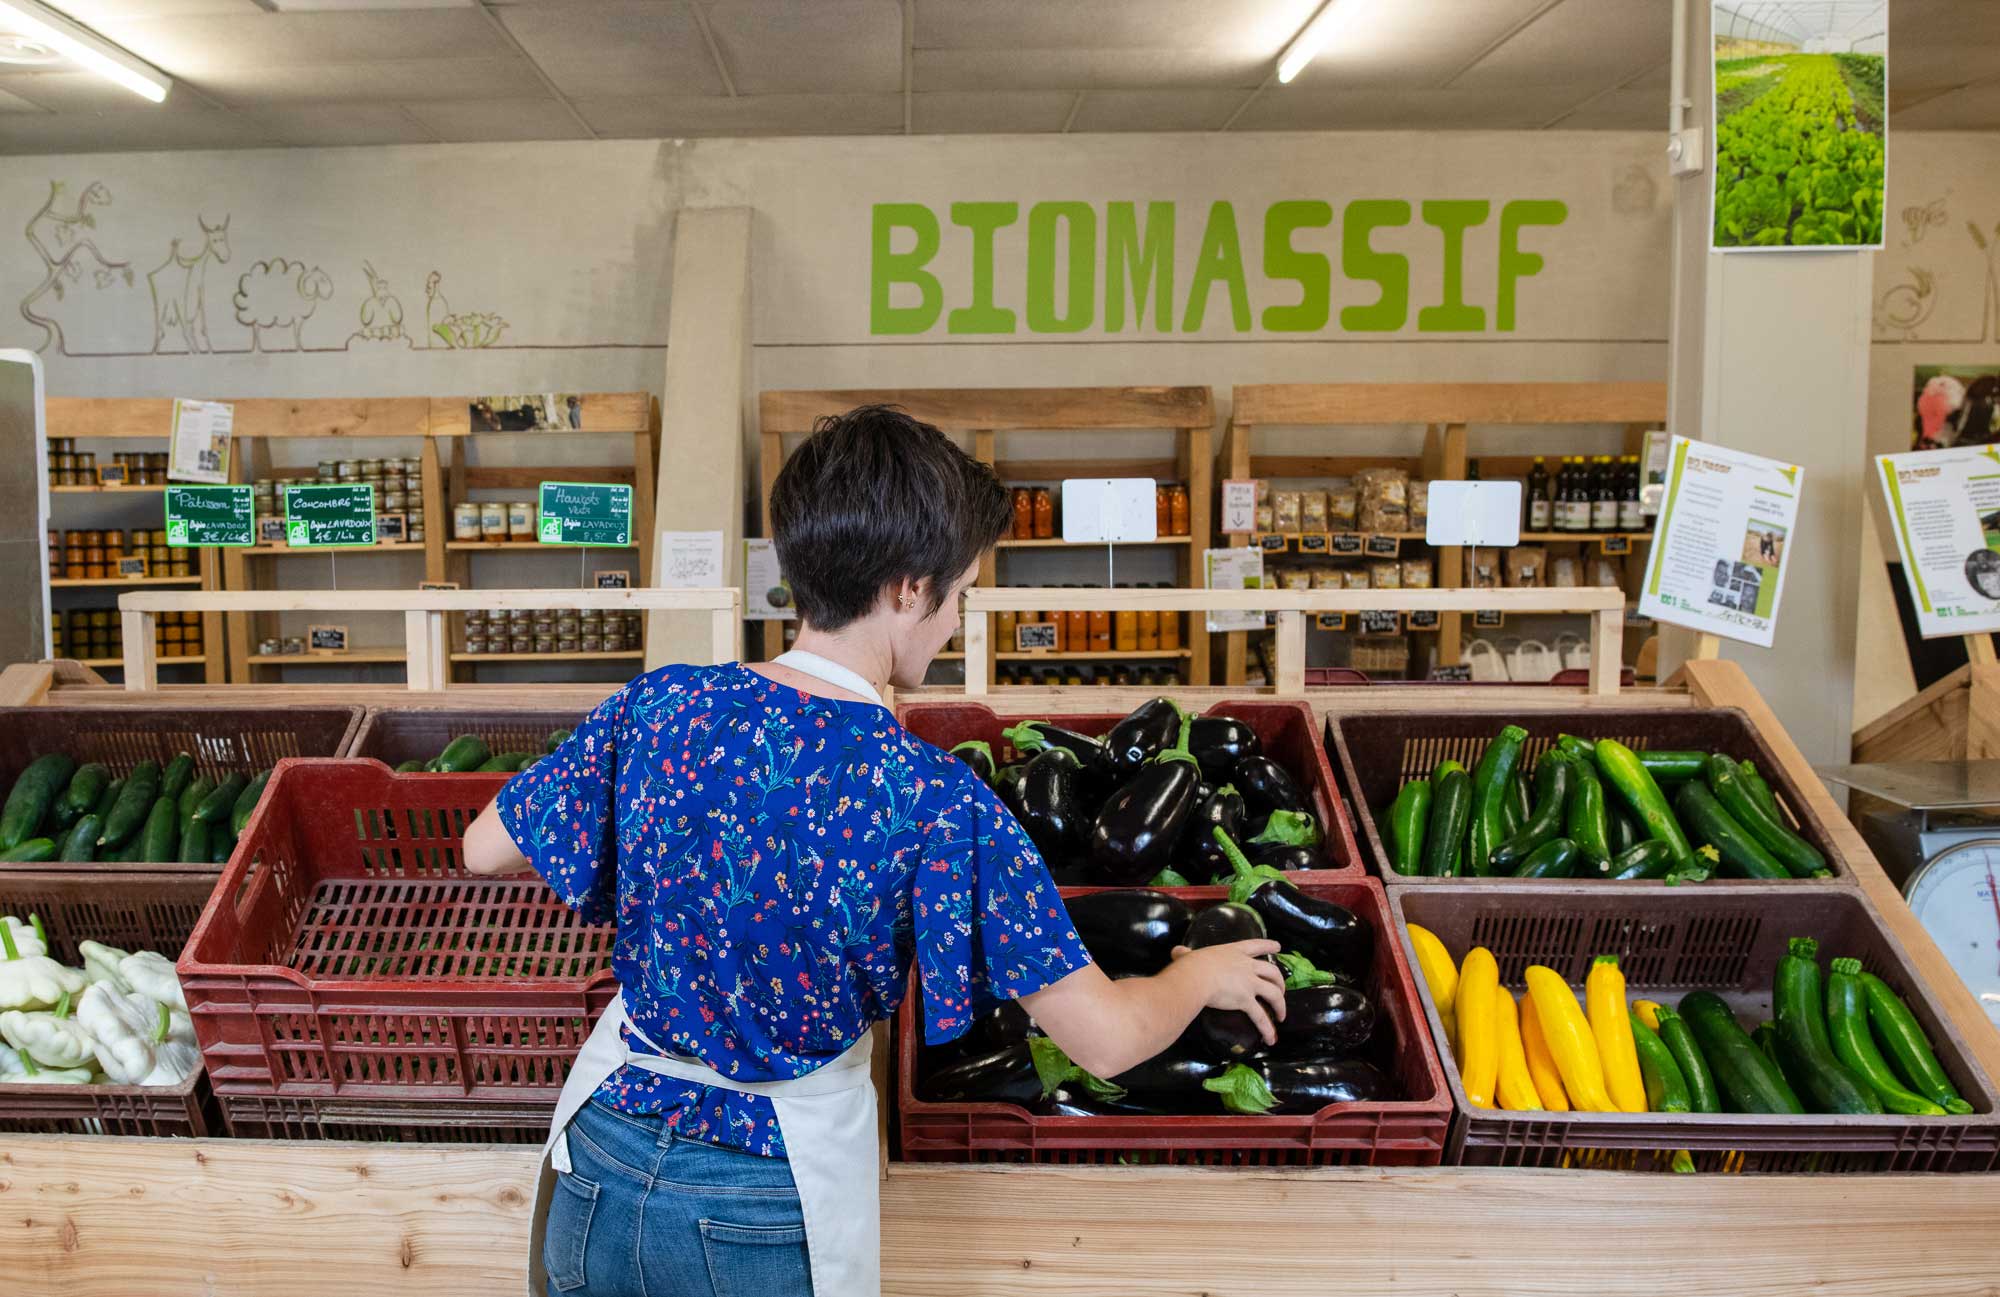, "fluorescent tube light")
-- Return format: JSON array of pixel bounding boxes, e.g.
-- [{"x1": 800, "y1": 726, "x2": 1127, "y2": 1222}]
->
[
  {"x1": 0, "y1": 0, "x2": 171, "y2": 102},
  {"x1": 1277, "y1": 0, "x2": 1345, "y2": 85}
]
